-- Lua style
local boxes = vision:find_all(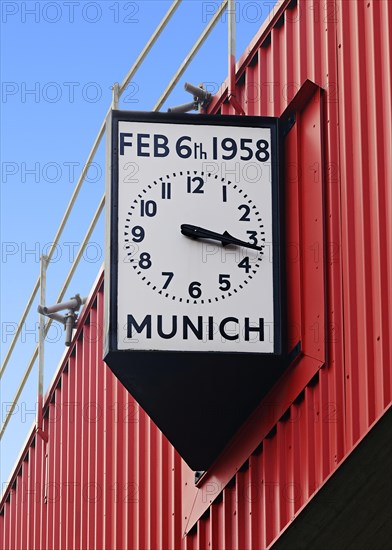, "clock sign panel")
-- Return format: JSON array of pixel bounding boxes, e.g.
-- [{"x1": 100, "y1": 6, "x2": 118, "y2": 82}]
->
[
  {"x1": 104, "y1": 111, "x2": 285, "y2": 470},
  {"x1": 107, "y1": 111, "x2": 283, "y2": 356}
]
